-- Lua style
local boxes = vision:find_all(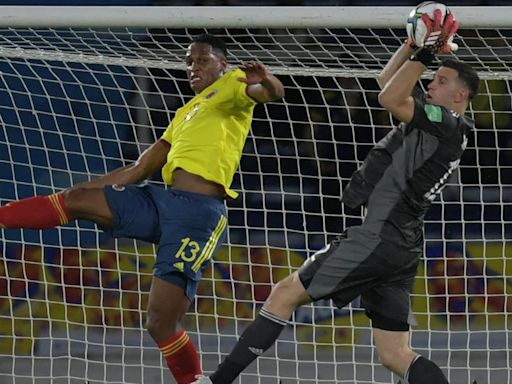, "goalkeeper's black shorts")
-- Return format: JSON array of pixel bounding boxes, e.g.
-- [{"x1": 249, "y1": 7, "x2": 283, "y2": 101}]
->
[{"x1": 298, "y1": 226, "x2": 420, "y2": 328}]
